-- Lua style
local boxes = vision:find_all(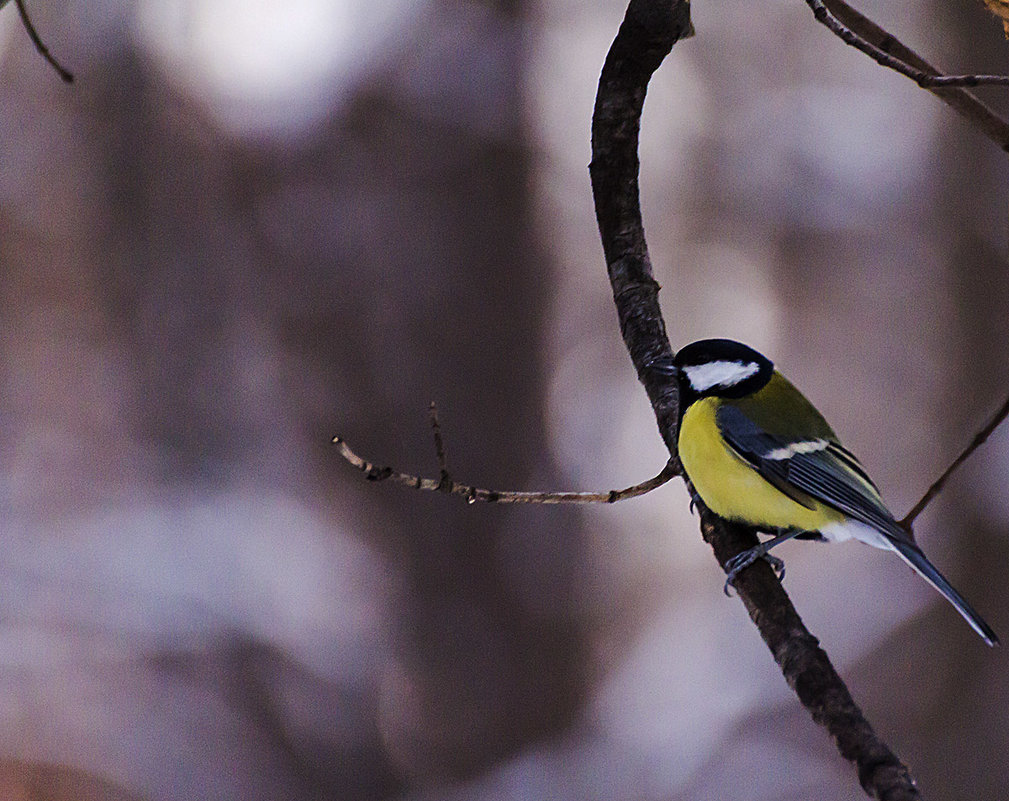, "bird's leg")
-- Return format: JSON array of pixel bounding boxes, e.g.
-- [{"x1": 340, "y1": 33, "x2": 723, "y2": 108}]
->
[
  {"x1": 686, "y1": 483, "x2": 703, "y2": 516},
  {"x1": 723, "y1": 529, "x2": 803, "y2": 595}
]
